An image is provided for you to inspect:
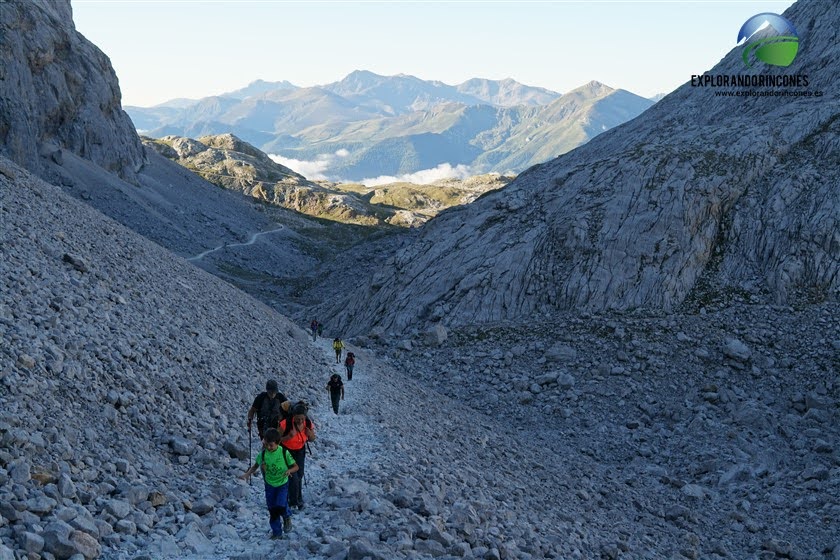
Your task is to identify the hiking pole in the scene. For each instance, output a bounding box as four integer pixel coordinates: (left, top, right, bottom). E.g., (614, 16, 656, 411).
(248, 423, 253, 486)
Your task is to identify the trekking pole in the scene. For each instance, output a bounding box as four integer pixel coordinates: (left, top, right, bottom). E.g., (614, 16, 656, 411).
(248, 423, 253, 486)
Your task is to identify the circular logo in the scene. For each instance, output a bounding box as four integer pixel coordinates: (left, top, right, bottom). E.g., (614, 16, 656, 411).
(737, 13, 799, 67)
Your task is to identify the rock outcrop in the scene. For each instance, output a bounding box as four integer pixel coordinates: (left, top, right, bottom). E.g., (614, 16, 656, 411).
(147, 134, 511, 227)
(326, 0, 839, 336)
(0, 1, 144, 180)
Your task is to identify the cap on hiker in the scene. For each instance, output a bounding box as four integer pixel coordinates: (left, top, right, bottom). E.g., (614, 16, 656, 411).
(266, 380, 278, 392)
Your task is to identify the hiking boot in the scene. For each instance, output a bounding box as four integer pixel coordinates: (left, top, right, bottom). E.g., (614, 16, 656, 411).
(283, 516, 293, 532)
(270, 532, 285, 540)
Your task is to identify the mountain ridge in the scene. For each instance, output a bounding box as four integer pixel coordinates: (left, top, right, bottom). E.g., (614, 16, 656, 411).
(126, 73, 652, 180)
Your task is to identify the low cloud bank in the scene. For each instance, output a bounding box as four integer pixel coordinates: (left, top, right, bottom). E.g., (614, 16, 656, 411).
(268, 152, 473, 187)
(268, 149, 350, 181)
(360, 163, 474, 187)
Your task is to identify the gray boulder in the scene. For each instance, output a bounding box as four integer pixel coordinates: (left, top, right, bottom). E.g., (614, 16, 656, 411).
(423, 324, 448, 346)
(723, 338, 752, 362)
(42, 520, 76, 558)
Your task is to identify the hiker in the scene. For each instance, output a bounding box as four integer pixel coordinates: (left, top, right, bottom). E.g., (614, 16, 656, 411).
(247, 380, 290, 442)
(317, 322, 323, 338)
(280, 402, 316, 510)
(310, 320, 318, 342)
(239, 428, 298, 540)
(332, 337, 344, 363)
(344, 352, 355, 381)
(326, 373, 344, 414)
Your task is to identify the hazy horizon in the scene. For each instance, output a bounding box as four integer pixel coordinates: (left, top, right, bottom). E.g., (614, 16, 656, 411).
(73, 0, 796, 107)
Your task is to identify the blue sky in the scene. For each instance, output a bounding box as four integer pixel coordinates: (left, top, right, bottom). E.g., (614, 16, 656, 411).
(73, 0, 796, 107)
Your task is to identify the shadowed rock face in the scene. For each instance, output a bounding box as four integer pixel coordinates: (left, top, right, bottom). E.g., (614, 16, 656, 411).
(327, 0, 839, 336)
(0, 0, 144, 179)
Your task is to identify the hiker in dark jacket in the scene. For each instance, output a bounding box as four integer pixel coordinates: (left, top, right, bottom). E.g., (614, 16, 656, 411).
(247, 380, 290, 442)
(344, 352, 355, 381)
(326, 374, 344, 414)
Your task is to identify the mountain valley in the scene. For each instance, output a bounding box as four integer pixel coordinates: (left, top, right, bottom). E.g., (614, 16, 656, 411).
(0, 1, 837, 560)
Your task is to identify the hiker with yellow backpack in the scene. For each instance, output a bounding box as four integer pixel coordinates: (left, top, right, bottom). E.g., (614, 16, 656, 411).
(332, 337, 344, 363)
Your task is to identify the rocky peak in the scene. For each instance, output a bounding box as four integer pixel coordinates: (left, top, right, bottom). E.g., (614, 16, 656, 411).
(0, 0, 144, 180)
(573, 80, 614, 96)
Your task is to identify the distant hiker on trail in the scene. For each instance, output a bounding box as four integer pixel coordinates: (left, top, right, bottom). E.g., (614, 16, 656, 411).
(310, 320, 319, 342)
(332, 337, 344, 363)
(317, 322, 323, 338)
(239, 428, 298, 540)
(326, 374, 344, 414)
(247, 380, 290, 442)
(280, 402, 316, 510)
(344, 352, 355, 381)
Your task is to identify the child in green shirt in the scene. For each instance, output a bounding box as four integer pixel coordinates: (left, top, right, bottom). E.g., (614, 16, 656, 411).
(240, 428, 298, 539)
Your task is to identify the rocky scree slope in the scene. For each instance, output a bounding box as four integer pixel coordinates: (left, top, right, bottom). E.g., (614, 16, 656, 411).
(12, 156, 837, 560)
(0, 1, 144, 180)
(8, 153, 836, 560)
(321, 0, 839, 337)
(0, 158, 327, 558)
(363, 303, 839, 560)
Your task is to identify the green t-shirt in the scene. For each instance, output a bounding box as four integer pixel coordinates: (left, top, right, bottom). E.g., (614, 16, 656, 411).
(256, 447, 296, 487)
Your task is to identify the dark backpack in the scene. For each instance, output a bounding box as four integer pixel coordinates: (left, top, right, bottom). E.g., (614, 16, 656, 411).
(257, 392, 285, 434)
(328, 375, 343, 392)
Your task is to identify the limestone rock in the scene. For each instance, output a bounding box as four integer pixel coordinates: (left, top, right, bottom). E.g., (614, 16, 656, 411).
(0, 1, 144, 179)
(70, 531, 100, 559)
(422, 324, 448, 346)
(723, 338, 752, 362)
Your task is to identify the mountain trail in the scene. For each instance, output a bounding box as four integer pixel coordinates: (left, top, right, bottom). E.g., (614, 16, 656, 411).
(187, 227, 286, 262)
(157, 338, 396, 560)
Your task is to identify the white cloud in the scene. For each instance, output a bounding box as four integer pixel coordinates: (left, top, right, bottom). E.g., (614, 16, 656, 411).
(268, 148, 350, 181)
(360, 163, 473, 187)
(268, 154, 330, 180)
(268, 154, 473, 185)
